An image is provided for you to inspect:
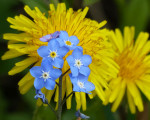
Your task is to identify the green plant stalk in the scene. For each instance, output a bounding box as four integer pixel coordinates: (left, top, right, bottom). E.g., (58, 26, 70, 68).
(55, 69, 70, 120)
(56, 75, 63, 120)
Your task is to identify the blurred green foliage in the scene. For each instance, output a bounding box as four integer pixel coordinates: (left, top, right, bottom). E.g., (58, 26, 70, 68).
(83, 0, 100, 6)
(0, 0, 150, 120)
(116, 0, 150, 36)
(21, 0, 49, 14)
(0, 0, 19, 39)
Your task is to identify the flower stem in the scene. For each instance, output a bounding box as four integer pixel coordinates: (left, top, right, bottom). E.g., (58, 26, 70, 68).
(47, 103, 57, 116)
(56, 69, 70, 120)
(56, 75, 63, 120)
(62, 69, 70, 76)
(61, 91, 74, 106)
(40, 98, 57, 116)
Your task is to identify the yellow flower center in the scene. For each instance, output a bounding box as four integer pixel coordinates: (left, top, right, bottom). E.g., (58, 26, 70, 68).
(115, 48, 146, 81)
(65, 41, 72, 46)
(50, 52, 57, 58)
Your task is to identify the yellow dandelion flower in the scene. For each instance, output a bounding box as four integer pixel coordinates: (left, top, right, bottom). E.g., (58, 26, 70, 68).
(104, 26, 150, 113)
(2, 3, 118, 110)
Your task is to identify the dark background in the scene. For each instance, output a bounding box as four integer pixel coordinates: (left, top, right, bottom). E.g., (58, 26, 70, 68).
(0, 0, 150, 120)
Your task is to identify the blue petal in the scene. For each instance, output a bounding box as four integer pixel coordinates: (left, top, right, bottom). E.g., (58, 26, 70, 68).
(80, 87, 86, 93)
(34, 94, 40, 99)
(81, 55, 92, 66)
(80, 113, 90, 119)
(53, 57, 64, 68)
(73, 82, 80, 92)
(84, 81, 95, 92)
(40, 94, 46, 103)
(48, 39, 60, 51)
(70, 66, 79, 77)
(59, 31, 69, 40)
(79, 66, 90, 76)
(75, 110, 80, 117)
(66, 55, 75, 66)
(78, 74, 88, 82)
(56, 38, 65, 47)
(69, 45, 76, 50)
(69, 73, 77, 83)
(50, 69, 62, 80)
(34, 93, 45, 101)
(72, 48, 83, 59)
(57, 46, 69, 57)
(70, 45, 82, 50)
(76, 46, 83, 51)
(69, 36, 79, 45)
(30, 66, 42, 78)
(37, 46, 49, 57)
(51, 31, 60, 38)
(75, 110, 90, 119)
(44, 79, 56, 90)
(40, 34, 51, 42)
(35, 89, 42, 94)
(41, 58, 53, 71)
(34, 78, 44, 89)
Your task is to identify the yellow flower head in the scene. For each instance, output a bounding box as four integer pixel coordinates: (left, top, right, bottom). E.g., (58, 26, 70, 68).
(2, 3, 118, 110)
(104, 26, 150, 113)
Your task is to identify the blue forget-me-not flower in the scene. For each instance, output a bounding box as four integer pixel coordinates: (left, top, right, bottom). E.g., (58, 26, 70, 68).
(34, 89, 47, 103)
(56, 31, 79, 50)
(40, 31, 60, 42)
(30, 59, 62, 90)
(69, 74, 95, 94)
(75, 110, 90, 119)
(67, 48, 92, 77)
(37, 40, 69, 68)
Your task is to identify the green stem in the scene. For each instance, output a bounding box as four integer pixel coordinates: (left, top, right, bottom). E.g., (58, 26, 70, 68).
(62, 69, 70, 76)
(61, 91, 74, 106)
(57, 75, 63, 120)
(47, 103, 57, 116)
(56, 69, 70, 120)
(40, 98, 57, 116)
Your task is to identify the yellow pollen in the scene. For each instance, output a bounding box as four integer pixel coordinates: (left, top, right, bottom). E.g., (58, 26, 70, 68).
(50, 52, 56, 58)
(115, 48, 146, 81)
(65, 41, 72, 46)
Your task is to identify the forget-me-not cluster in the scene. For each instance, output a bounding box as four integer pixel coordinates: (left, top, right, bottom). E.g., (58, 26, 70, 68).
(29, 31, 95, 100)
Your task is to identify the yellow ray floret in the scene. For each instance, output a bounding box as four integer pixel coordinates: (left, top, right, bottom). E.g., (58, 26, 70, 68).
(104, 26, 150, 113)
(2, 3, 118, 110)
